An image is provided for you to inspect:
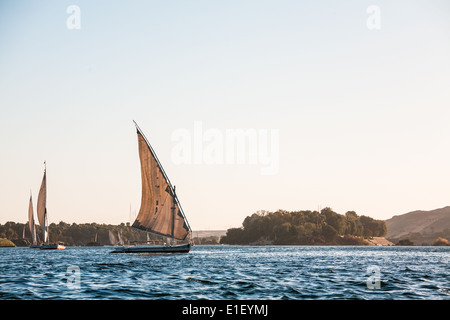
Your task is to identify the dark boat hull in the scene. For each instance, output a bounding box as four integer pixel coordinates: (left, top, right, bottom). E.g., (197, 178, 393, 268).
(86, 242, 103, 247)
(111, 243, 190, 254)
(40, 244, 66, 250)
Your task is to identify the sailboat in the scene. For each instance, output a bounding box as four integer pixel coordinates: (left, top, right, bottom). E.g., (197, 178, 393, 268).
(28, 193, 40, 248)
(109, 230, 117, 246)
(111, 121, 192, 254)
(37, 163, 65, 250)
(117, 231, 124, 246)
(86, 227, 102, 246)
(109, 230, 125, 246)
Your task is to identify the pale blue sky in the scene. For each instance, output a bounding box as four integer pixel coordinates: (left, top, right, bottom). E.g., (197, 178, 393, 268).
(1, 0, 450, 229)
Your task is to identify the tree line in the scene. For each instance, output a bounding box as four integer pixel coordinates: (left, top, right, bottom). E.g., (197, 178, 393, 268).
(0, 221, 220, 246)
(0, 221, 156, 246)
(220, 208, 387, 245)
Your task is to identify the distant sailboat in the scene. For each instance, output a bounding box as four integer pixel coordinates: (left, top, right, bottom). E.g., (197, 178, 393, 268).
(117, 231, 124, 246)
(28, 193, 39, 248)
(86, 227, 102, 246)
(109, 230, 117, 246)
(111, 121, 192, 253)
(37, 163, 65, 250)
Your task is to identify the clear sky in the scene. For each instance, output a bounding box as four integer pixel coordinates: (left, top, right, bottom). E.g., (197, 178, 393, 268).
(1, 0, 450, 230)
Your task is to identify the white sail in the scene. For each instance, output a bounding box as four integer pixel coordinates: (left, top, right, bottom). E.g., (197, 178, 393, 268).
(131, 122, 191, 241)
(37, 165, 49, 244)
(28, 194, 37, 245)
(118, 231, 124, 246)
(109, 230, 117, 245)
(43, 208, 49, 244)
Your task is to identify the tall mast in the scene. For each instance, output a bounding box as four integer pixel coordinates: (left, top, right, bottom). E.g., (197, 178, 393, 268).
(43, 161, 48, 244)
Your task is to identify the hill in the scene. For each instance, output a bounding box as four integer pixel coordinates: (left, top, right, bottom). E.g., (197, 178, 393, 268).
(192, 230, 226, 244)
(193, 230, 227, 238)
(385, 206, 450, 245)
(0, 238, 16, 247)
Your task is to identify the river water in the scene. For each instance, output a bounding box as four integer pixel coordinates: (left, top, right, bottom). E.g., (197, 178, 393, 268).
(0, 245, 448, 300)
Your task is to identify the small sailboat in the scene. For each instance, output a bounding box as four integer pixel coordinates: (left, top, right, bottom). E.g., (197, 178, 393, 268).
(86, 227, 102, 246)
(109, 230, 125, 246)
(117, 230, 124, 246)
(111, 121, 192, 254)
(37, 163, 65, 250)
(28, 193, 40, 248)
(108, 230, 117, 246)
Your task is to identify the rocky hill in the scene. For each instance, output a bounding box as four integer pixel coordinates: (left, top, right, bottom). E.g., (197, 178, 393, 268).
(385, 206, 450, 245)
(193, 230, 227, 238)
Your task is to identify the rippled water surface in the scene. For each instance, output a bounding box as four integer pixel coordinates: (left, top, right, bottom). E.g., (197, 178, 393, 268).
(0, 246, 448, 299)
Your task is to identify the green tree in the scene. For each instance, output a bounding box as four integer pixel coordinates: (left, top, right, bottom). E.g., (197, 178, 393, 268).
(220, 228, 246, 244)
(322, 224, 338, 242)
(322, 208, 346, 234)
(345, 211, 363, 236)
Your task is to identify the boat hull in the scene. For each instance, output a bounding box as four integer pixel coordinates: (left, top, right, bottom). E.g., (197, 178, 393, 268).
(111, 243, 190, 254)
(40, 244, 66, 250)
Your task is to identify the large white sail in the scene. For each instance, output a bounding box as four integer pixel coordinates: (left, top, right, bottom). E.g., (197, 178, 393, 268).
(37, 167, 48, 244)
(28, 194, 37, 245)
(117, 231, 124, 246)
(131, 122, 191, 241)
(109, 230, 117, 245)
